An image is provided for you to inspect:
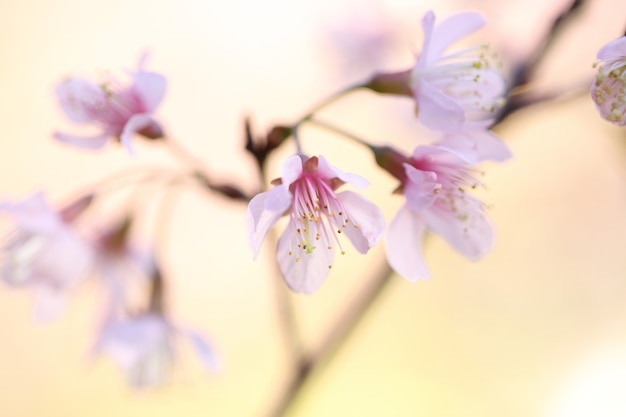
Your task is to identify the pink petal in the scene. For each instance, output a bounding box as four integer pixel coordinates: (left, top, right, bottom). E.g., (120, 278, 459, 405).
(428, 12, 485, 62)
(31, 230, 94, 287)
(96, 315, 169, 369)
(415, 80, 465, 132)
(53, 131, 109, 150)
(316, 155, 369, 188)
(185, 329, 219, 371)
(423, 196, 493, 260)
(277, 222, 334, 294)
(281, 155, 304, 187)
(0, 192, 59, 233)
(245, 187, 291, 259)
(403, 164, 440, 211)
(55, 78, 105, 123)
(597, 36, 626, 60)
(132, 71, 167, 112)
(385, 205, 430, 282)
(336, 191, 385, 254)
(119, 113, 160, 155)
(412, 144, 464, 165)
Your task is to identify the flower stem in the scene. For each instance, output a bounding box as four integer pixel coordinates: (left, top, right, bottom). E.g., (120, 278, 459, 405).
(289, 83, 366, 153)
(306, 117, 375, 151)
(266, 262, 395, 417)
(292, 83, 365, 127)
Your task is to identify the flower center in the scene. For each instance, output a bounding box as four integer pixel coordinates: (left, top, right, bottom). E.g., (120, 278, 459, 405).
(287, 173, 353, 267)
(593, 64, 626, 124)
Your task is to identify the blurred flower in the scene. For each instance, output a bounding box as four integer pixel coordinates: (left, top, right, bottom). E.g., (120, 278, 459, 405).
(323, 3, 400, 78)
(0, 192, 94, 319)
(93, 313, 217, 388)
(410, 10, 506, 133)
(437, 121, 512, 164)
(53, 55, 166, 154)
(591, 36, 626, 125)
(377, 146, 493, 281)
(246, 155, 385, 294)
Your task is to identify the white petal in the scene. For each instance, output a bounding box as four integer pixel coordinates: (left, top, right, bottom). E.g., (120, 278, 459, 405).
(417, 10, 436, 67)
(336, 191, 385, 254)
(132, 71, 167, 112)
(245, 188, 290, 259)
(403, 164, 439, 211)
(597, 36, 626, 60)
(439, 129, 512, 164)
(423, 196, 493, 260)
(428, 12, 485, 61)
(385, 205, 430, 282)
(415, 80, 465, 133)
(277, 222, 334, 294)
(0, 192, 59, 233)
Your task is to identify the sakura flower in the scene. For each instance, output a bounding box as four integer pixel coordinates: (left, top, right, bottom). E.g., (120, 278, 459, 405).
(53, 56, 166, 154)
(93, 313, 217, 388)
(246, 155, 385, 294)
(591, 36, 626, 125)
(379, 145, 493, 281)
(437, 121, 512, 164)
(0, 192, 94, 319)
(410, 10, 507, 133)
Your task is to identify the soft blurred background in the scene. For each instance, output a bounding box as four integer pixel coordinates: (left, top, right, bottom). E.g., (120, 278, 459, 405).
(1, 0, 626, 416)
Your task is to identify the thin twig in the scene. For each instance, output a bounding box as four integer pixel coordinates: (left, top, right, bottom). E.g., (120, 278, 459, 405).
(266, 262, 395, 417)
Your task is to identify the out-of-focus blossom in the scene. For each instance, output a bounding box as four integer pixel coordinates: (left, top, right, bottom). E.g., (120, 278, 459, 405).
(93, 313, 217, 388)
(246, 155, 385, 294)
(409, 10, 507, 133)
(377, 146, 493, 281)
(53, 56, 166, 154)
(0, 192, 94, 319)
(324, 4, 400, 78)
(591, 36, 626, 125)
(437, 121, 512, 164)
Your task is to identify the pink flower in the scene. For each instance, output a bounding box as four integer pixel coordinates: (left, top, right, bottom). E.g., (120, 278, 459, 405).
(411, 10, 506, 133)
(246, 155, 385, 294)
(591, 36, 626, 125)
(383, 146, 493, 281)
(0, 193, 94, 319)
(93, 314, 217, 388)
(53, 56, 166, 154)
(437, 121, 512, 164)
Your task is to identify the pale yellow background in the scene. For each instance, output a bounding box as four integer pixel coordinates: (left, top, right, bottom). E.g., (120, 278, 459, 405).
(1, 0, 626, 416)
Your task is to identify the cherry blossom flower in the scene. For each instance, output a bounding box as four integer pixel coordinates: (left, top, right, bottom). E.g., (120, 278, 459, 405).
(0, 193, 94, 319)
(53, 55, 166, 154)
(591, 36, 626, 125)
(93, 313, 217, 388)
(410, 10, 507, 133)
(380, 146, 493, 281)
(246, 155, 385, 294)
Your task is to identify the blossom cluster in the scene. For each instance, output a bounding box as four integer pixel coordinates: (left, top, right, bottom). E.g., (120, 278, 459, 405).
(247, 10, 510, 291)
(1, 6, 624, 393)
